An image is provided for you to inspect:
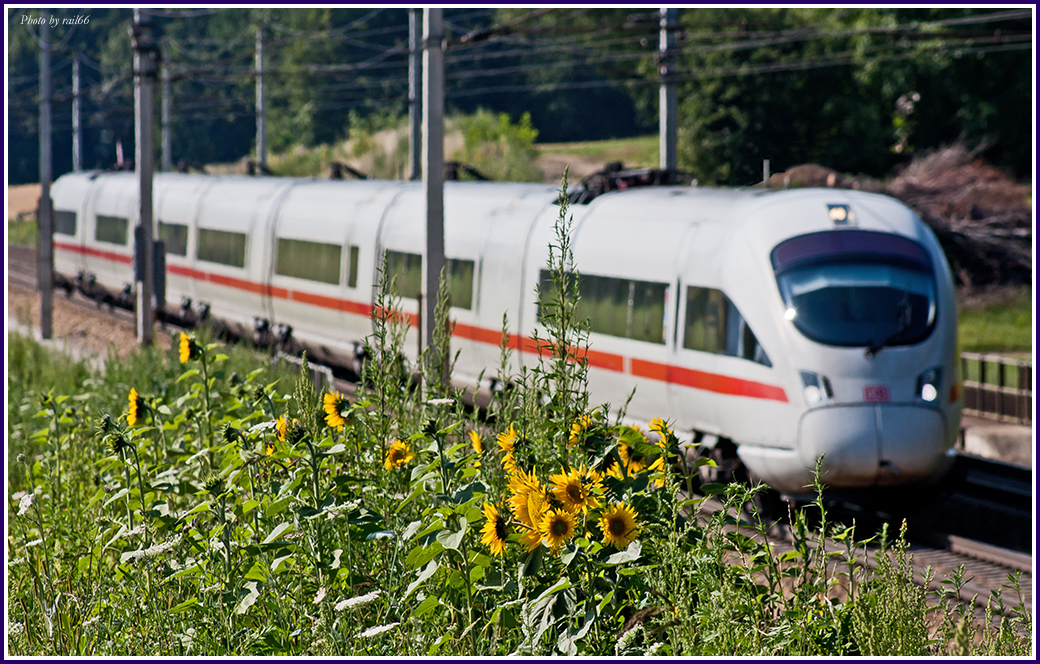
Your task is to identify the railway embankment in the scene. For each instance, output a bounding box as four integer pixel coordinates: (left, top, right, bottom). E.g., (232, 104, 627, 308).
(959, 415, 1033, 469)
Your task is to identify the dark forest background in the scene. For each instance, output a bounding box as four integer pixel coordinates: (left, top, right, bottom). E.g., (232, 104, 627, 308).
(7, 7, 1033, 186)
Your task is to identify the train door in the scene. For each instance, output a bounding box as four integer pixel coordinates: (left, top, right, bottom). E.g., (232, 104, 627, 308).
(667, 223, 726, 438)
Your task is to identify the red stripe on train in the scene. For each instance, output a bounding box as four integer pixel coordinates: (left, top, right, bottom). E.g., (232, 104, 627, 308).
(57, 242, 787, 401)
(631, 359, 788, 402)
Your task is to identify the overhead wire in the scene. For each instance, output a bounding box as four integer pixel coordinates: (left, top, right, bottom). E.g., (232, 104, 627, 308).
(11, 9, 1032, 147)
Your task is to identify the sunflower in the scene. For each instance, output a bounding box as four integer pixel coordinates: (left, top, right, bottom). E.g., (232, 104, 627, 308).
(618, 441, 649, 474)
(497, 424, 517, 453)
(648, 417, 672, 440)
(384, 440, 415, 471)
(517, 487, 550, 552)
(497, 425, 519, 474)
(322, 390, 349, 428)
(568, 413, 593, 447)
(468, 430, 483, 455)
(539, 508, 577, 552)
(647, 456, 667, 489)
(479, 503, 509, 556)
(550, 465, 601, 514)
(126, 388, 144, 427)
(275, 414, 288, 442)
(599, 502, 640, 549)
(178, 332, 199, 364)
(507, 467, 544, 528)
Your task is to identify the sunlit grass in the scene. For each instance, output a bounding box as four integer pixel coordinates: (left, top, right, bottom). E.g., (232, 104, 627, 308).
(536, 135, 658, 169)
(958, 289, 1033, 353)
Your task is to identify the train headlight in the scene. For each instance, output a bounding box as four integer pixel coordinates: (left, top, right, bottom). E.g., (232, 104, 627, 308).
(916, 367, 942, 402)
(800, 371, 833, 407)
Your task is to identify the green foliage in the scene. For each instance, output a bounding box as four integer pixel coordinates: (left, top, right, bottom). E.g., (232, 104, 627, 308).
(451, 109, 543, 182)
(849, 523, 930, 655)
(640, 8, 1032, 184)
(958, 290, 1033, 353)
(537, 136, 659, 168)
(7, 218, 38, 247)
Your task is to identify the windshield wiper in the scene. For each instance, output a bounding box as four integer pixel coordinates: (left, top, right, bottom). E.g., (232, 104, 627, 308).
(865, 300, 912, 358)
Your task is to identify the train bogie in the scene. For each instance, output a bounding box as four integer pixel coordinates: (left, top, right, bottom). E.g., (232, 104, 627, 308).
(48, 171, 962, 498)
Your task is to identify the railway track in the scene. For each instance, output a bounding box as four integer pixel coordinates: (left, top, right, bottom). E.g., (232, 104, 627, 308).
(8, 244, 38, 289)
(8, 243, 1033, 621)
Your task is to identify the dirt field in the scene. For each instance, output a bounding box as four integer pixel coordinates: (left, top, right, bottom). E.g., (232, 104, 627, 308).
(7, 183, 41, 221)
(7, 283, 174, 363)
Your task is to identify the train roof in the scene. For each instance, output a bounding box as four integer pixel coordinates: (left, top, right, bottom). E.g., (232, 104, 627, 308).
(54, 171, 906, 230)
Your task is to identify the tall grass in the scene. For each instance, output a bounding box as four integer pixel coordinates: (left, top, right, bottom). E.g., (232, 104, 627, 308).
(5, 180, 1032, 656)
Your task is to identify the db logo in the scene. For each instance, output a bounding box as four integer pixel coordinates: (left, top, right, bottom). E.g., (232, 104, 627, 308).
(863, 385, 891, 403)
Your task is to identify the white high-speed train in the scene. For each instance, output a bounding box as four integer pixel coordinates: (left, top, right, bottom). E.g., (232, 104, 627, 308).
(48, 170, 962, 496)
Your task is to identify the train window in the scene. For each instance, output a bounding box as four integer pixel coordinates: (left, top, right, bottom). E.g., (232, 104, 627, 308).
(384, 250, 423, 299)
(447, 259, 475, 310)
(538, 270, 667, 344)
(54, 210, 77, 236)
(776, 262, 936, 348)
(276, 238, 342, 285)
(347, 245, 360, 288)
(197, 228, 246, 268)
(684, 286, 771, 367)
(158, 222, 188, 257)
(683, 287, 722, 353)
(95, 215, 128, 245)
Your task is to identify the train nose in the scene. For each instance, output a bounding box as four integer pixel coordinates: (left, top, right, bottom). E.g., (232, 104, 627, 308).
(799, 405, 953, 488)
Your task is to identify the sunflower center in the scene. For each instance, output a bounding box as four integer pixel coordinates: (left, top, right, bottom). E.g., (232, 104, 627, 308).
(494, 517, 508, 540)
(551, 518, 569, 536)
(566, 484, 584, 502)
(609, 517, 627, 536)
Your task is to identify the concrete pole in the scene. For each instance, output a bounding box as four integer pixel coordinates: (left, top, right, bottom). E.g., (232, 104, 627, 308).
(408, 9, 422, 180)
(72, 52, 82, 171)
(132, 8, 157, 345)
(38, 10, 53, 339)
(659, 7, 678, 173)
(162, 60, 172, 172)
(423, 8, 445, 360)
(256, 23, 266, 170)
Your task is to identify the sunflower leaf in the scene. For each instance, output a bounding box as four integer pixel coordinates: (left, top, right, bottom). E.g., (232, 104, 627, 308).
(560, 542, 579, 567)
(604, 540, 641, 565)
(404, 559, 440, 601)
(435, 518, 468, 551)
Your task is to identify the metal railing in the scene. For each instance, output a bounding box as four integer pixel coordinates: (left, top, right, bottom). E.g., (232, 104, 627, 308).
(961, 352, 1032, 424)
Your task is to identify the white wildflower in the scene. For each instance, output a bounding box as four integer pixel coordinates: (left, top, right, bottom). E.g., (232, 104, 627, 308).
(335, 589, 383, 611)
(82, 615, 101, 628)
(124, 524, 146, 537)
(357, 622, 399, 638)
(17, 492, 34, 516)
(426, 397, 454, 406)
(312, 587, 327, 605)
(615, 623, 643, 654)
(144, 535, 181, 558)
(8, 621, 25, 638)
(647, 642, 665, 656)
(26, 538, 43, 548)
(249, 421, 276, 434)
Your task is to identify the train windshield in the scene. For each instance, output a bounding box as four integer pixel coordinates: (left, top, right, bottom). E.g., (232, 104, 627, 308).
(771, 231, 937, 348)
